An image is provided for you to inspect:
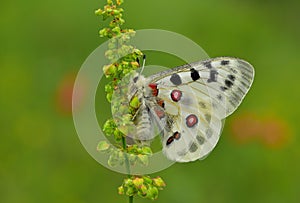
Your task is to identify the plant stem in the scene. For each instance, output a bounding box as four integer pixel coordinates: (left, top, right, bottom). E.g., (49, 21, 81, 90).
(129, 196, 133, 203)
(121, 136, 131, 176)
(122, 136, 133, 203)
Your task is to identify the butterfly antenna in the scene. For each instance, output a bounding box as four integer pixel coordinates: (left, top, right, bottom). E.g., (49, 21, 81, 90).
(140, 54, 146, 74)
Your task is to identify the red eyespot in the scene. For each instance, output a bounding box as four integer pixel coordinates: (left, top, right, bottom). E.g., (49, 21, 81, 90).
(170, 90, 182, 102)
(186, 114, 198, 127)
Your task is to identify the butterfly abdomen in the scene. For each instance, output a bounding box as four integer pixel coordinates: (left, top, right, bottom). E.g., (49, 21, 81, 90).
(135, 103, 152, 141)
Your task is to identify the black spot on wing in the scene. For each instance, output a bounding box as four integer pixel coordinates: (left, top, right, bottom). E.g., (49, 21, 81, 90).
(220, 86, 228, 91)
(196, 135, 205, 145)
(189, 142, 198, 153)
(190, 68, 200, 81)
(166, 136, 174, 146)
(204, 114, 211, 122)
(203, 61, 212, 69)
(217, 94, 223, 101)
(199, 101, 207, 109)
(170, 73, 182, 85)
(225, 79, 233, 88)
(206, 128, 213, 138)
(228, 74, 236, 81)
(207, 70, 218, 83)
(221, 60, 230, 65)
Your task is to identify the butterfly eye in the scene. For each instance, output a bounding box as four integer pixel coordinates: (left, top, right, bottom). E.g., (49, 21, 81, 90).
(133, 76, 138, 83)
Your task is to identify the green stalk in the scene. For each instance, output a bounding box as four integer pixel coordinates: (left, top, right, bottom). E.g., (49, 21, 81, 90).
(121, 136, 133, 203)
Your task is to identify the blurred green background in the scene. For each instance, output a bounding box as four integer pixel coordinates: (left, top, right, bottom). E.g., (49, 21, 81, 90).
(1, 0, 300, 202)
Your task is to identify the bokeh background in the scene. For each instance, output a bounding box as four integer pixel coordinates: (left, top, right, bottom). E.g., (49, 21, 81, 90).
(1, 0, 300, 202)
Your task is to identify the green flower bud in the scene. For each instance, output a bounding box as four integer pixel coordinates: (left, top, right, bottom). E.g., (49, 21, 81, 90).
(113, 9, 120, 15)
(108, 154, 118, 167)
(132, 177, 144, 188)
(131, 61, 139, 68)
(95, 9, 103, 15)
(128, 154, 137, 165)
(119, 18, 125, 25)
(113, 129, 123, 141)
(139, 184, 148, 195)
(142, 147, 152, 155)
(99, 28, 108, 37)
(153, 177, 166, 188)
(143, 176, 153, 184)
(125, 187, 134, 196)
(146, 186, 158, 200)
(116, 0, 124, 6)
(118, 186, 124, 195)
(112, 26, 121, 35)
(103, 64, 117, 76)
(106, 8, 113, 13)
(106, 93, 112, 102)
(103, 119, 115, 136)
(97, 141, 110, 152)
(124, 178, 133, 186)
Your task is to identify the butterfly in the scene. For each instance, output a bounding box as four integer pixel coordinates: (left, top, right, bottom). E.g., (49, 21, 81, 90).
(113, 57, 254, 162)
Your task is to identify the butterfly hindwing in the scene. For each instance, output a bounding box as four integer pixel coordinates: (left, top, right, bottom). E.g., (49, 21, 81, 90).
(146, 57, 254, 162)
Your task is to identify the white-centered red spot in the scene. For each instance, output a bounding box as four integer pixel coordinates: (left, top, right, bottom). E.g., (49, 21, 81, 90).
(148, 83, 158, 96)
(186, 114, 198, 127)
(170, 90, 182, 102)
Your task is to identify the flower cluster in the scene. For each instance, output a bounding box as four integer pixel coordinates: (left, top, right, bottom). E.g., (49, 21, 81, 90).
(118, 176, 166, 200)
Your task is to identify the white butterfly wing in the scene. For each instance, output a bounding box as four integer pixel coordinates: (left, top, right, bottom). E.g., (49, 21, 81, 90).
(147, 57, 254, 162)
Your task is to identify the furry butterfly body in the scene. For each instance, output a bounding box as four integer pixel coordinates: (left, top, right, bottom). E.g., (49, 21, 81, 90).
(127, 57, 254, 162)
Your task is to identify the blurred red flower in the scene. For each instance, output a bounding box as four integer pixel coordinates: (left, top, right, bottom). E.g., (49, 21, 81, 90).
(229, 112, 292, 149)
